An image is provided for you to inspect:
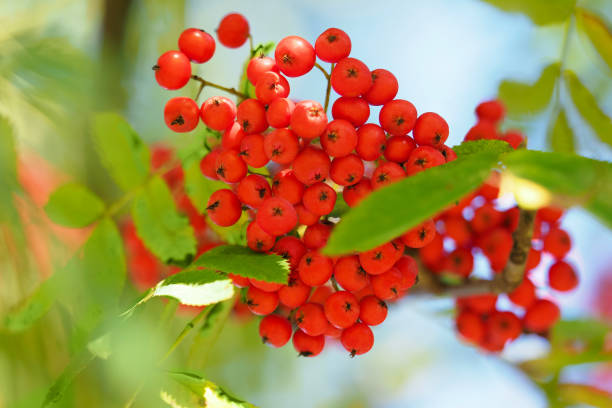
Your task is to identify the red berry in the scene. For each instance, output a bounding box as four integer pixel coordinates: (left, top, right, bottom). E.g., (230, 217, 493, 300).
(215, 149, 247, 183)
(502, 130, 524, 149)
(290, 100, 328, 140)
(237, 174, 271, 208)
(456, 310, 485, 344)
(371, 161, 405, 190)
(272, 169, 305, 205)
(537, 206, 564, 224)
(201, 96, 236, 131)
(303, 182, 337, 216)
(402, 219, 436, 248)
(153, 50, 191, 90)
(217, 13, 249, 48)
(295, 204, 319, 226)
(264, 128, 300, 165)
(309, 286, 333, 305)
(275, 36, 316, 77)
(315, 28, 351, 63)
(237, 98, 268, 134)
(443, 216, 472, 247)
(259, 315, 292, 347)
(255, 71, 290, 104)
(523, 299, 560, 332)
(331, 57, 372, 97)
(200, 148, 221, 180)
(457, 294, 498, 315)
(465, 121, 498, 141)
(246, 286, 279, 315)
(359, 241, 403, 275)
(164, 97, 199, 132)
(508, 277, 536, 308)
(371, 266, 403, 300)
(298, 251, 334, 286)
(246, 221, 275, 252)
(444, 248, 474, 277)
(379, 99, 417, 136)
(278, 276, 310, 308)
(293, 329, 325, 357)
(256, 196, 298, 236)
(249, 278, 282, 293)
(364, 69, 398, 106)
(394, 255, 418, 290)
(206, 189, 242, 227)
(273, 236, 307, 269)
(404, 146, 446, 176)
(384, 135, 416, 163)
(341, 322, 374, 356)
(178, 28, 215, 63)
(330, 154, 364, 186)
(486, 310, 522, 347)
(267, 98, 295, 128)
(419, 234, 444, 268)
(334, 256, 369, 292)
(477, 227, 513, 272)
(439, 145, 457, 162)
(292, 146, 331, 185)
(229, 273, 249, 288)
(343, 178, 372, 207)
(247, 55, 279, 85)
(471, 203, 503, 234)
(321, 119, 358, 157)
(413, 112, 449, 147)
(548, 260, 578, 292)
(475, 100, 505, 123)
(543, 228, 572, 259)
(295, 302, 328, 336)
(303, 222, 332, 250)
(239, 133, 268, 168)
(356, 123, 386, 161)
(331, 97, 370, 127)
(359, 295, 387, 326)
(222, 122, 245, 150)
(324, 291, 360, 329)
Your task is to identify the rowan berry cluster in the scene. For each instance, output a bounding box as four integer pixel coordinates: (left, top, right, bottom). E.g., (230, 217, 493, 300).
(149, 13, 578, 357)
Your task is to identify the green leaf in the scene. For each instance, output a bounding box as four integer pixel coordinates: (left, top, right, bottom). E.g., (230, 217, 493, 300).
(0, 116, 20, 223)
(189, 298, 236, 367)
(324, 152, 501, 255)
(188, 245, 280, 280)
(329, 194, 349, 218)
(191, 245, 290, 284)
(169, 371, 257, 408)
(132, 177, 197, 264)
(548, 109, 575, 153)
(480, 0, 575, 25)
(251, 42, 275, 57)
(42, 350, 96, 407)
(551, 319, 611, 353)
(558, 384, 612, 407)
(184, 160, 228, 213)
(578, 9, 612, 72)
(91, 113, 150, 191)
(564, 70, 612, 148)
(44, 182, 106, 228)
(453, 139, 513, 157)
(498, 63, 560, 117)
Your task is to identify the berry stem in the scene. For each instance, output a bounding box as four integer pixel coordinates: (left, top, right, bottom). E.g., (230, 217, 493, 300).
(191, 75, 249, 99)
(324, 63, 334, 113)
(248, 34, 254, 55)
(314, 62, 331, 80)
(248, 170, 272, 179)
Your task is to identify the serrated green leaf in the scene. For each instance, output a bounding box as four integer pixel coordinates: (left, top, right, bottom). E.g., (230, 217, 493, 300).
(454, 139, 513, 157)
(548, 109, 575, 153)
(191, 245, 290, 284)
(91, 113, 150, 191)
(578, 9, 612, 72)
(324, 152, 501, 255)
(132, 177, 197, 264)
(565, 70, 612, 148)
(498, 63, 560, 117)
(44, 182, 106, 228)
(480, 0, 575, 25)
(152, 269, 234, 306)
(184, 160, 227, 213)
(169, 371, 257, 408)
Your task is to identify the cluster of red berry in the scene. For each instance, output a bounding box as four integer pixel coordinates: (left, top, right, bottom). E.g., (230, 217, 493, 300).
(148, 13, 578, 357)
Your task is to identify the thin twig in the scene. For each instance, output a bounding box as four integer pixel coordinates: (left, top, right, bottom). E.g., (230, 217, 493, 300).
(314, 62, 330, 80)
(191, 75, 248, 99)
(323, 63, 334, 113)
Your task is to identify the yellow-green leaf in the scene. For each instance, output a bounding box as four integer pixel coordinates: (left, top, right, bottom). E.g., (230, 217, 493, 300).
(44, 182, 106, 228)
(498, 63, 560, 117)
(480, 0, 575, 26)
(548, 109, 575, 153)
(578, 9, 612, 71)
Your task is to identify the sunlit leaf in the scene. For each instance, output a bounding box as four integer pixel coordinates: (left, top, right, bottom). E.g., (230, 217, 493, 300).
(480, 0, 575, 25)
(150, 269, 234, 306)
(324, 152, 501, 255)
(169, 371, 258, 408)
(548, 109, 575, 153)
(578, 9, 612, 72)
(453, 139, 513, 157)
(132, 177, 197, 264)
(44, 182, 106, 228)
(498, 63, 560, 117)
(191, 245, 290, 284)
(564, 70, 612, 148)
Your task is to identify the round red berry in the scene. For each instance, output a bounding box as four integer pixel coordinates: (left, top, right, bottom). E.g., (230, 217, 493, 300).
(259, 315, 292, 347)
(359, 241, 403, 275)
(275, 36, 316, 77)
(200, 149, 221, 180)
(379, 99, 417, 136)
(359, 296, 387, 326)
(239, 133, 268, 168)
(266, 98, 295, 128)
(343, 178, 372, 207)
(206, 189, 241, 227)
(164, 97, 199, 132)
(548, 260, 578, 292)
(215, 149, 247, 183)
(249, 278, 282, 293)
(394, 255, 418, 290)
(364, 69, 398, 106)
(371, 267, 403, 300)
(222, 122, 245, 150)
(237, 174, 271, 208)
(356, 124, 386, 161)
(295, 302, 328, 336)
(293, 329, 325, 357)
(330, 154, 364, 186)
(237, 98, 268, 134)
(487, 311, 522, 346)
(324, 291, 360, 329)
(298, 251, 334, 286)
(341, 322, 374, 356)
(457, 294, 498, 315)
(508, 277, 536, 308)
(273, 236, 307, 270)
(321, 119, 358, 158)
(153, 50, 191, 90)
(331, 97, 370, 127)
(543, 228, 572, 259)
(264, 128, 300, 165)
(334, 255, 369, 292)
(255, 71, 290, 104)
(413, 112, 449, 147)
(404, 146, 446, 176)
(256, 196, 298, 236)
(278, 276, 311, 308)
(384, 135, 416, 163)
(302, 182, 337, 216)
(178, 28, 215, 63)
(271, 169, 305, 205)
(465, 121, 498, 141)
(292, 146, 331, 185)
(246, 221, 275, 252)
(217, 13, 249, 48)
(303, 222, 332, 250)
(315, 28, 351, 63)
(331, 57, 372, 97)
(523, 299, 560, 333)
(371, 161, 405, 190)
(295, 204, 319, 226)
(290, 100, 328, 140)
(402, 219, 436, 248)
(475, 99, 505, 123)
(201, 96, 236, 131)
(246, 286, 279, 315)
(456, 310, 485, 344)
(247, 55, 279, 85)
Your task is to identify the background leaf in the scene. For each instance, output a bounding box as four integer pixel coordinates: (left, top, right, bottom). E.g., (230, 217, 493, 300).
(564, 70, 612, 148)
(453, 140, 513, 157)
(132, 177, 197, 264)
(548, 109, 575, 153)
(44, 183, 106, 228)
(324, 152, 501, 255)
(91, 113, 150, 191)
(578, 9, 612, 72)
(0, 116, 20, 223)
(191, 245, 290, 284)
(150, 269, 234, 306)
(480, 0, 575, 26)
(169, 371, 257, 408)
(498, 63, 560, 117)
(558, 384, 612, 407)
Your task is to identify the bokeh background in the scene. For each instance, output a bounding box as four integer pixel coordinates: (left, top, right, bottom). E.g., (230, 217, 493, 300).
(1, 0, 612, 407)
